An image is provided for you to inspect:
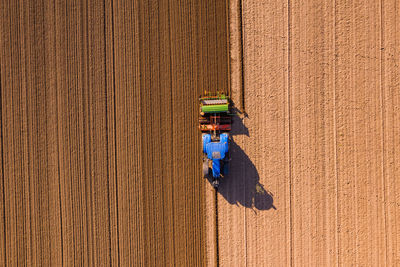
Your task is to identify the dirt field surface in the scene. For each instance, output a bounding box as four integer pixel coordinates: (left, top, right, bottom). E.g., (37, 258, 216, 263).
(0, 0, 228, 266)
(1, 0, 400, 266)
(208, 0, 400, 266)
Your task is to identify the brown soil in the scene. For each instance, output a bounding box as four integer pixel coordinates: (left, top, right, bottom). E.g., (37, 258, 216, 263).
(1, 0, 399, 266)
(0, 0, 228, 266)
(213, 0, 400, 266)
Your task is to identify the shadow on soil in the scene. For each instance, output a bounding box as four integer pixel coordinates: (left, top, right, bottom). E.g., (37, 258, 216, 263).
(206, 114, 276, 212)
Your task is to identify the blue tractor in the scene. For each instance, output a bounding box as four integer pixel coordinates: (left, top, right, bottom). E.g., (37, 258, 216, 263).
(199, 93, 232, 188)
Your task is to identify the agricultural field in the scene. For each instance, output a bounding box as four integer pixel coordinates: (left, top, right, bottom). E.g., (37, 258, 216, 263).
(211, 1, 400, 266)
(0, 0, 227, 265)
(1, 0, 399, 266)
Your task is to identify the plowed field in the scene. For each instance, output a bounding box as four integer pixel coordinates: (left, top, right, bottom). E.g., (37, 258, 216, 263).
(0, 0, 228, 265)
(209, 1, 400, 266)
(1, 0, 400, 266)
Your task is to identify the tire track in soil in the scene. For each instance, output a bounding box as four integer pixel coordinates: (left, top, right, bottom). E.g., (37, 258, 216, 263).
(104, 0, 119, 265)
(0, 60, 5, 265)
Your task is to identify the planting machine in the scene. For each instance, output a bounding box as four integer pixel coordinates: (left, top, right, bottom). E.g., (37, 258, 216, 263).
(199, 92, 232, 188)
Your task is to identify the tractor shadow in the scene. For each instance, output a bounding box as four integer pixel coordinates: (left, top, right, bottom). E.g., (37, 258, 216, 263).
(206, 114, 276, 211)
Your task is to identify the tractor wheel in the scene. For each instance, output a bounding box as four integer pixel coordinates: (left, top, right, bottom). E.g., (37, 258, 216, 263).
(212, 179, 219, 188)
(203, 158, 209, 177)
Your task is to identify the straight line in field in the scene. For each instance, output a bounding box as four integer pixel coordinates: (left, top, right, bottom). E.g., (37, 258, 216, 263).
(379, 0, 389, 264)
(239, 0, 245, 114)
(102, 1, 113, 265)
(287, 0, 294, 266)
(110, 0, 120, 264)
(333, 0, 340, 265)
(0, 61, 7, 265)
(215, 188, 219, 267)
